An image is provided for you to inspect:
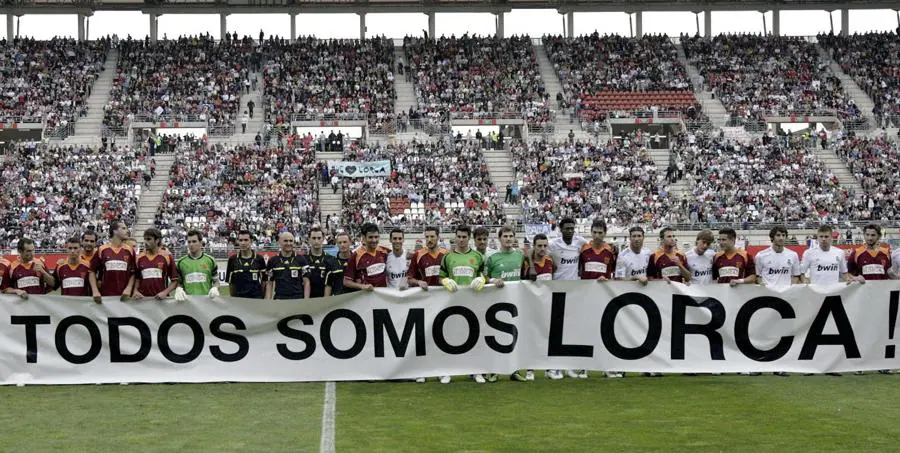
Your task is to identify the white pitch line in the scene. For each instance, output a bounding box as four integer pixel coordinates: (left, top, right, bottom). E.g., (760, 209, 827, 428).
(319, 381, 336, 453)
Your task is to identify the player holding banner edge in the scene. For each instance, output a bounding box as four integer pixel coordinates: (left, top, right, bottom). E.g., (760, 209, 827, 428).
(439, 225, 487, 384)
(484, 226, 530, 382)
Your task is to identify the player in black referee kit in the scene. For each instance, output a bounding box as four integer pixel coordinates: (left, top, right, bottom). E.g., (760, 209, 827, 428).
(304, 227, 342, 298)
(265, 232, 308, 300)
(225, 230, 267, 299)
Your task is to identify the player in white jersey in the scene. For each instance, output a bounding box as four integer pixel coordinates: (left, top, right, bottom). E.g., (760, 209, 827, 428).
(756, 226, 802, 287)
(891, 247, 900, 279)
(386, 228, 410, 289)
(546, 218, 586, 380)
(801, 225, 849, 285)
(615, 226, 651, 285)
(686, 230, 716, 285)
(550, 217, 588, 281)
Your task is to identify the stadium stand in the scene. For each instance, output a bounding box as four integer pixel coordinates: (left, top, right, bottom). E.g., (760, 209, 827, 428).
(0, 37, 109, 133)
(104, 35, 254, 134)
(340, 138, 505, 228)
(261, 37, 395, 128)
(511, 136, 671, 230)
(682, 35, 865, 128)
(543, 34, 698, 125)
(155, 141, 319, 249)
(403, 35, 551, 126)
(831, 135, 899, 222)
(817, 32, 900, 128)
(0, 141, 146, 249)
(670, 131, 859, 224)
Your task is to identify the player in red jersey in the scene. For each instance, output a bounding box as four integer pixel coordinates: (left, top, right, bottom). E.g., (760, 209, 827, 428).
(528, 234, 555, 281)
(408, 226, 449, 289)
(54, 237, 92, 297)
(712, 228, 756, 286)
(81, 229, 99, 263)
(0, 256, 10, 292)
(3, 238, 54, 298)
(90, 220, 137, 301)
(647, 227, 691, 283)
(848, 224, 892, 282)
(579, 219, 617, 281)
(345, 223, 390, 290)
(134, 228, 179, 300)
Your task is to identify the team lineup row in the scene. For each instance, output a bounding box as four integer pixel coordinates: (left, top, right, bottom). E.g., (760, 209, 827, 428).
(2, 219, 898, 304)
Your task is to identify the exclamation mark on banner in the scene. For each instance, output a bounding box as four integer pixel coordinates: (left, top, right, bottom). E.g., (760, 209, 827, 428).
(886, 291, 899, 359)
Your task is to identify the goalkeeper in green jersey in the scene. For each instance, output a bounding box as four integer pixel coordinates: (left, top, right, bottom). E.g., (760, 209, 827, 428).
(174, 230, 220, 300)
(438, 225, 487, 384)
(484, 226, 532, 382)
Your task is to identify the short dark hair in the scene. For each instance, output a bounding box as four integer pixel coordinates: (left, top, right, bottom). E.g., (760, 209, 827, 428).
(336, 232, 351, 241)
(66, 236, 81, 245)
(143, 227, 162, 241)
(659, 227, 675, 239)
(108, 220, 125, 238)
(718, 228, 737, 241)
(390, 228, 404, 238)
(81, 230, 98, 241)
(238, 229, 254, 239)
(628, 226, 645, 236)
(187, 230, 204, 242)
(17, 237, 34, 252)
(455, 225, 472, 237)
(817, 225, 833, 234)
(769, 226, 788, 240)
(308, 227, 324, 238)
(474, 226, 489, 238)
(360, 223, 379, 237)
(424, 226, 440, 235)
(590, 219, 607, 232)
(498, 226, 515, 238)
(533, 233, 549, 244)
(559, 217, 576, 228)
(863, 224, 882, 237)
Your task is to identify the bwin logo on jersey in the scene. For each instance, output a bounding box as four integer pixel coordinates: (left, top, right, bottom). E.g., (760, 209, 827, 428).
(694, 269, 712, 277)
(500, 270, 521, 279)
(560, 257, 579, 265)
(768, 268, 791, 275)
(390, 272, 407, 280)
(630, 269, 646, 276)
(816, 264, 839, 272)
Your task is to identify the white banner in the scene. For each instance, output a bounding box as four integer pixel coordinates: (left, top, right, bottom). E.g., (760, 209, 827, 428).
(330, 160, 391, 178)
(1, 281, 899, 385)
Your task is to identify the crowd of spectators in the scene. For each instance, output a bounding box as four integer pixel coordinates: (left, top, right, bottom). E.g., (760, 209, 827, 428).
(0, 141, 146, 249)
(683, 34, 864, 126)
(261, 37, 395, 128)
(544, 33, 694, 123)
(155, 142, 319, 249)
(669, 131, 860, 225)
(340, 138, 504, 228)
(511, 137, 672, 229)
(818, 32, 900, 128)
(105, 34, 254, 133)
(831, 135, 899, 222)
(404, 35, 551, 126)
(0, 37, 109, 132)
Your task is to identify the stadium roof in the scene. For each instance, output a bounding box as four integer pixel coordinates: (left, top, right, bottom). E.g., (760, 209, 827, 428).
(1, 0, 898, 15)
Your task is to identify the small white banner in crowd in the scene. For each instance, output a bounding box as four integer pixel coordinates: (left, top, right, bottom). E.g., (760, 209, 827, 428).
(330, 160, 391, 178)
(1, 281, 899, 385)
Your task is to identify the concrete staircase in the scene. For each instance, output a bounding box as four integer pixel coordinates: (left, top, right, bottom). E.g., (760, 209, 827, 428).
(132, 153, 177, 241)
(319, 185, 342, 225)
(649, 148, 689, 197)
(209, 80, 264, 145)
(816, 44, 876, 130)
(64, 48, 119, 144)
(315, 151, 343, 163)
(675, 42, 729, 130)
(393, 45, 418, 115)
(534, 43, 583, 141)
(482, 148, 521, 220)
(813, 147, 863, 194)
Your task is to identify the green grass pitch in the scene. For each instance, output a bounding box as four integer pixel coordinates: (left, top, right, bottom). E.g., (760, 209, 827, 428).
(3, 375, 900, 452)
